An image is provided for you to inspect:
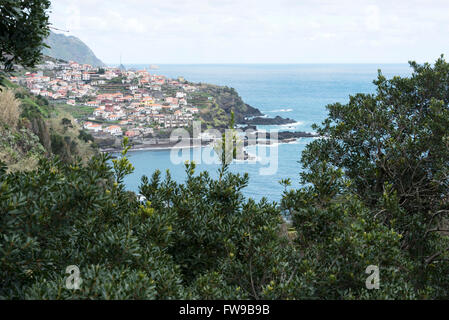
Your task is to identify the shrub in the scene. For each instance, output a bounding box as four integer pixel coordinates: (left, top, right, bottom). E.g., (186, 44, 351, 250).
(281, 57, 449, 299)
(0, 138, 294, 299)
(0, 89, 21, 129)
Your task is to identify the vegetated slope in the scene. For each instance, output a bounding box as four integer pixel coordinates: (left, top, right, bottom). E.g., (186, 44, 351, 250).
(42, 31, 105, 67)
(187, 83, 262, 129)
(0, 78, 98, 171)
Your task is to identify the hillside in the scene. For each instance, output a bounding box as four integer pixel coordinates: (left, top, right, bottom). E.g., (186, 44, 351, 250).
(42, 31, 105, 67)
(0, 78, 98, 171)
(183, 83, 262, 129)
(178, 82, 294, 129)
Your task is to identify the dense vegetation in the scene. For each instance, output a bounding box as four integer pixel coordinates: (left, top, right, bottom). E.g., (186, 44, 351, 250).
(1, 1, 448, 300)
(0, 0, 50, 72)
(0, 138, 294, 299)
(280, 57, 449, 298)
(1, 58, 448, 299)
(0, 78, 97, 170)
(183, 83, 262, 129)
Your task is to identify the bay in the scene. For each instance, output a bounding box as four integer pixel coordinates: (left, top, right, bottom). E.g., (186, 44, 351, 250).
(120, 64, 411, 203)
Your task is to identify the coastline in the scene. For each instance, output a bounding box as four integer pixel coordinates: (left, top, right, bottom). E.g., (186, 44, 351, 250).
(101, 141, 211, 154)
(101, 134, 319, 154)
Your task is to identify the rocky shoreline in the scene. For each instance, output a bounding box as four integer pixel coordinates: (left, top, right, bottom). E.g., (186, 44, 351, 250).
(240, 115, 296, 126)
(101, 131, 319, 154)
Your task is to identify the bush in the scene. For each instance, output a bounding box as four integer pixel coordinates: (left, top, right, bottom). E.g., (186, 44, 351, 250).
(0, 139, 294, 299)
(0, 89, 20, 129)
(281, 57, 449, 299)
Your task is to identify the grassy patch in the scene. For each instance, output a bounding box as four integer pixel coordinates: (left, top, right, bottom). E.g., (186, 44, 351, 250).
(22, 97, 50, 117)
(1, 77, 19, 89)
(55, 104, 96, 119)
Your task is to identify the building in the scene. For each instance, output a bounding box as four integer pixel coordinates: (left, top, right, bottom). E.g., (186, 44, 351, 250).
(186, 107, 199, 114)
(125, 130, 140, 137)
(84, 122, 103, 132)
(105, 125, 122, 136)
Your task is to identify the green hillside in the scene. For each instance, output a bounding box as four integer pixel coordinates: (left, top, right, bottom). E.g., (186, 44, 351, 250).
(0, 79, 98, 171)
(42, 31, 105, 67)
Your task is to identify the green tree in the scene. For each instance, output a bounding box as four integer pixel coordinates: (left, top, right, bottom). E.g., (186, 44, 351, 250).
(282, 56, 449, 298)
(0, 135, 296, 299)
(0, 0, 51, 71)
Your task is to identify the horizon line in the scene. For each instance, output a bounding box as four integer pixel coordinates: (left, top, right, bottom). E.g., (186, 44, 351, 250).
(104, 62, 414, 65)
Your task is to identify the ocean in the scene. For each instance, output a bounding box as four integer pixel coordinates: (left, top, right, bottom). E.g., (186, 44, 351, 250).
(120, 64, 412, 203)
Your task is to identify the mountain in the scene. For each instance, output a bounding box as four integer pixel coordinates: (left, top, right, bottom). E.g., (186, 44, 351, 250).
(42, 31, 105, 67)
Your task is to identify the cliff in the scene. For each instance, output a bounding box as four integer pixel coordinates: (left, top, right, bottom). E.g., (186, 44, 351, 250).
(188, 83, 294, 128)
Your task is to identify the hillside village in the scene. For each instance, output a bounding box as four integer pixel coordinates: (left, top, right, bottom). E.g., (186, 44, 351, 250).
(9, 59, 203, 143)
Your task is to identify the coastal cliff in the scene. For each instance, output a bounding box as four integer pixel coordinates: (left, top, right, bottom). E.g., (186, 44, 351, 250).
(186, 82, 296, 128)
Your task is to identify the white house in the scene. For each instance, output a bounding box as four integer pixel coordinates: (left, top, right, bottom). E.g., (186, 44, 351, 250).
(105, 125, 122, 136)
(106, 114, 122, 121)
(62, 73, 71, 81)
(186, 107, 199, 114)
(84, 122, 103, 132)
(93, 108, 104, 117)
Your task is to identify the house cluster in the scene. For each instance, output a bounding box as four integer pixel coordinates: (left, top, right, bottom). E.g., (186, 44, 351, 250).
(10, 61, 98, 100)
(10, 59, 203, 139)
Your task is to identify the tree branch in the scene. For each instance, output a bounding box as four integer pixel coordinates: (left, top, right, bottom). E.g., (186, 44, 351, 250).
(425, 245, 449, 265)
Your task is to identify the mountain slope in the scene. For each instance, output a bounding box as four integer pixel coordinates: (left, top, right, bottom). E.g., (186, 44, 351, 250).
(42, 31, 105, 67)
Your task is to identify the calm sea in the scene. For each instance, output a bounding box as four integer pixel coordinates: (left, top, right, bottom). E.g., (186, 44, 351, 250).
(119, 64, 411, 203)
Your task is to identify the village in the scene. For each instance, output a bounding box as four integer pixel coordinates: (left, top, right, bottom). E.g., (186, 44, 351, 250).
(9, 59, 202, 141)
(8, 59, 310, 151)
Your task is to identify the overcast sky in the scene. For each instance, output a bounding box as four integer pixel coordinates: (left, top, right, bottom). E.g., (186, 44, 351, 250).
(48, 0, 449, 64)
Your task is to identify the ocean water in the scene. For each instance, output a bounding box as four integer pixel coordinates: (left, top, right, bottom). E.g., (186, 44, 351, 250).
(120, 64, 412, 203)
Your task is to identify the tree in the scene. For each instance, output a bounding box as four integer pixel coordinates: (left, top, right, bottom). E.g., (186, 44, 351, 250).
(280, 167, 418, 299)
(0, 134, 297, 299)
(282, 56, 449, 298)
(0, 0, 51, 72)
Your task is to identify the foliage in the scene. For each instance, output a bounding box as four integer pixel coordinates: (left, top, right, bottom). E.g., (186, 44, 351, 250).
(1, 54, 449, 299)
(0, 0, 50, 71)
(46, 113, 97, 163)
(213, 111, 242, 165)
(17, 89, 53, 119)
(0, 125, 44, 171)
(54, 103, 96, 119)
(0, 88, 21, 128)
(281, 57, 449, 299)
(0, 79, 97, 170)
(79, 130, 94, 143)
(0, 136, 297, 299)
(280, 167, 418, 299)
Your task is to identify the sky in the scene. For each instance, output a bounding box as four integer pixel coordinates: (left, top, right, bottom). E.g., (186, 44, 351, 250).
(48, 0, 449, 64)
